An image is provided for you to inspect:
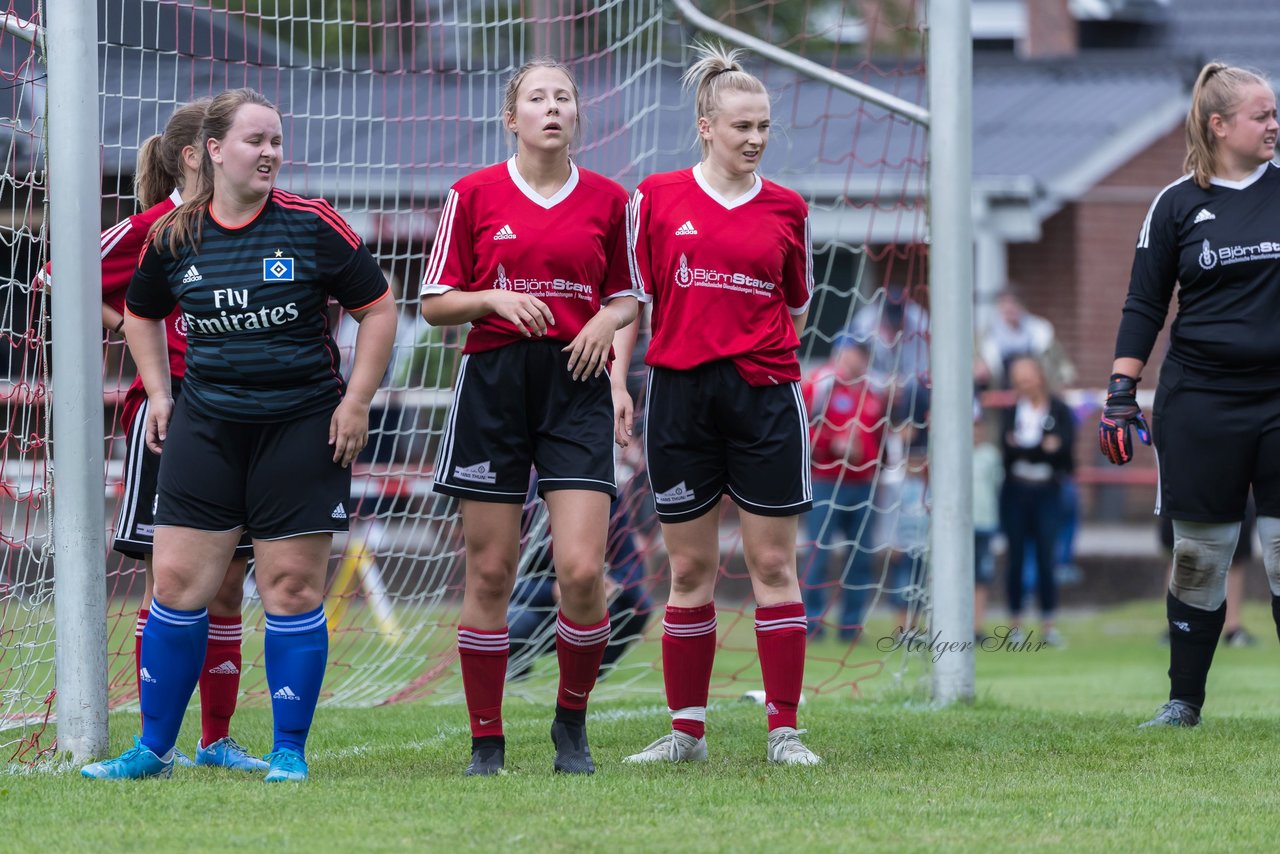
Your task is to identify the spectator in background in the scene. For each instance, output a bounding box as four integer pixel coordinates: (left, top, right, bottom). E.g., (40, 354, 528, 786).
(1000, 354, 1074, 647)
(848, 282, 930, 403)
(336, 266, 463, 467)
(882, 385, 930, 636)
(980, 287, 1081, 592)
(847, 283, 930, 637)
(800, 334, 885, 642)
(973, 410, 1003, 642)
(979, 288, 1077, 390)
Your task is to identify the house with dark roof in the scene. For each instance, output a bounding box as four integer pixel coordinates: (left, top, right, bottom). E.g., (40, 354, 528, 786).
(968, 0, 1280, 388)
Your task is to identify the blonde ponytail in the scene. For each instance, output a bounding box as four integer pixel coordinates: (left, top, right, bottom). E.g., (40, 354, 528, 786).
(681, 40, 767, 156)
(1184, 62, 1271, 188)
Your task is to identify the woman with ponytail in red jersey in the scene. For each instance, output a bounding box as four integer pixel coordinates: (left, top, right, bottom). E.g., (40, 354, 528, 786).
(619, 43, 819, 766)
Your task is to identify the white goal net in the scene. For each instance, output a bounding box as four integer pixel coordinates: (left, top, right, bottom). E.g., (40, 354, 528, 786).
(1, 0, 930, 764)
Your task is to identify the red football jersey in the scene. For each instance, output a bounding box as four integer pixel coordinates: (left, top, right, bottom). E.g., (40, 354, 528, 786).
(421, 158, 641, 354)
(40, 190, 189, 431)
(802, 364, 886, 483)
(630, 166, 813, 385)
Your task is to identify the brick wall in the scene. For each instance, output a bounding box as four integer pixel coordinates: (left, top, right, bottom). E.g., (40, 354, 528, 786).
(1011, 125, 1186, 388)
(1004, 125, 1188, 515)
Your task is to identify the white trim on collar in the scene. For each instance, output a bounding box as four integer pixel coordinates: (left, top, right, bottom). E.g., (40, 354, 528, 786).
(1209, 161, 1271, 190)
(170, 188, 184, 206)
(507, 155, 579, 209)
(692, 162, 762, 210)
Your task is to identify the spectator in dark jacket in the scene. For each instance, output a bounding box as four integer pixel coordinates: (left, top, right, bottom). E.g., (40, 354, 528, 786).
(1000, 354, 1074, 646)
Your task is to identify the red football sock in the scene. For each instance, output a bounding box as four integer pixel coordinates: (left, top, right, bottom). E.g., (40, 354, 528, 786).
(755, 601, 807, 731)
(555, 611, 610, 711)
(458, 626, 509, 738)
(199, 615, 242, 746)
(135, 607, 149, 731)
(662, 602, 717, 740)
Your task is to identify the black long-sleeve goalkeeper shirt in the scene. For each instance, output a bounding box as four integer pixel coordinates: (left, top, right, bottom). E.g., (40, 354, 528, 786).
(1115, 161, 1280, 376)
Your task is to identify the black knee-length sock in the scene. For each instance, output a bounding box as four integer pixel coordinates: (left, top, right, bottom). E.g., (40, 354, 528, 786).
(1166, 592, 1226, 710)
(1270, 594, 1280, 646)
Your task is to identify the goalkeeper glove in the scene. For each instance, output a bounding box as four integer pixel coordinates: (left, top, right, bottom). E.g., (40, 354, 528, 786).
(1098, 373, 1150, 465)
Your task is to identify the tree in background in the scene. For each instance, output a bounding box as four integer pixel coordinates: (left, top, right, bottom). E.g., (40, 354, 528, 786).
(694, 0, 921, 57)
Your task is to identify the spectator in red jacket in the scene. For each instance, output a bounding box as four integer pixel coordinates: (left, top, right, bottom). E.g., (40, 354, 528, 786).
(801, 334, 886, 640)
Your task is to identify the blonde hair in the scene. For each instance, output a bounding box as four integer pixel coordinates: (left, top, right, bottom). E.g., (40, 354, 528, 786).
(134, 99, 210, 208)
(150, 88, 280, 255)
(681, 41, 768, 156)
(1184, 61, 1272, 189)
(500, 58, 582, 148)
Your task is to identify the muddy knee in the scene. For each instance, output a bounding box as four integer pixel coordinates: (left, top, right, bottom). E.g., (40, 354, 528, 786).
(1169, 520, 1239, 610)
(1255, 516, 1280, 595)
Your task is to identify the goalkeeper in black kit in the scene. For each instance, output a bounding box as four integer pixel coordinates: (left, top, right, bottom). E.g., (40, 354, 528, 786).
(1100, 61, 1280, 728)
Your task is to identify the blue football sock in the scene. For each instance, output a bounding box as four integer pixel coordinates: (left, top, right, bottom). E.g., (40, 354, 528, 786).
(139, 600, 208, 756)
(264, 605, 328, 756)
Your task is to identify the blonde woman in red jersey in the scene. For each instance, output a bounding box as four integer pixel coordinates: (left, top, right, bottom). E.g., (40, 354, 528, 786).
(77, 101, 265, 771)
(420, 59, 643, 776)
(618, 42, 819, 766)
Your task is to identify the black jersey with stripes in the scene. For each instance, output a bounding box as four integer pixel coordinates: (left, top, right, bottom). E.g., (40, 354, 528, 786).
(1116, 162, 1280, 374)
(127, 189, 388, 421)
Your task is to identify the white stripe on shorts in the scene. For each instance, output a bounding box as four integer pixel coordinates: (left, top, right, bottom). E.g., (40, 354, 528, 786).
(434, 353, 470, 487)
(114, 399, 151, 542)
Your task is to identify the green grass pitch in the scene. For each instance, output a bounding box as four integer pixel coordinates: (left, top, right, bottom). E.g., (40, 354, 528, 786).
(6, 600, 1280, 852)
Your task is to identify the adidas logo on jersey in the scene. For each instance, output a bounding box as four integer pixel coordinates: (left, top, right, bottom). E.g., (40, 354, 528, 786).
(208, 660, 240, 675)
(273, 686, 301, 701)
(493, 224, 518, 240)
(675, 220, 698, 236)
(1193, 208, 1216, 224)
(454, 461, 498, 484)
(654, 481, 694, 505)
(182, 265, 203, 283)
(331, 502, 347, 520)
(139, 667, 157, 684)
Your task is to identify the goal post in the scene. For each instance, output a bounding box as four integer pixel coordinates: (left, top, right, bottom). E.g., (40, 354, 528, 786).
(46, 0, 110, 761)
(924, 0, 975, 704)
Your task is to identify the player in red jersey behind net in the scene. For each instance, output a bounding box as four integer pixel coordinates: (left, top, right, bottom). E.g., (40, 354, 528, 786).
(617, 42, 820, 766)
(44, 100, 265, 772)
(420, 59, 643, 776)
